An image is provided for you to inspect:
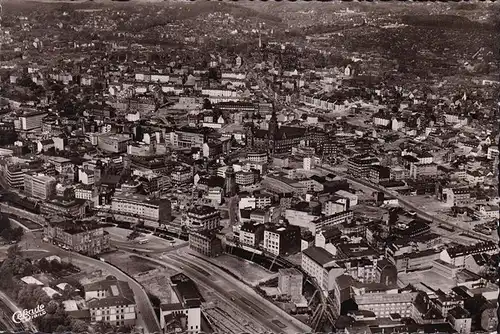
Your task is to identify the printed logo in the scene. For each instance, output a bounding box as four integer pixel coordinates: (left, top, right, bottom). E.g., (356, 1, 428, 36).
(12, 304, 46, 324)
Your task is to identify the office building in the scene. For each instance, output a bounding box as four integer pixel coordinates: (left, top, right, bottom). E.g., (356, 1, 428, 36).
(19, 110, 47, 131)
(302, 246, 343, 292)
(185, 205, 220, 232)
(189, 229, 222, 257)
(97, 133, 130, 153)
(278, 268, 303, 303)
(24, 173, 56, 200)
(239, 221, 265, 247)
(347, 155, 380, 178)
(111, 193, 171, 223)
(0, 121, 17, 146)
(263, 224, 301, 256)
(169, 127, 207, 149)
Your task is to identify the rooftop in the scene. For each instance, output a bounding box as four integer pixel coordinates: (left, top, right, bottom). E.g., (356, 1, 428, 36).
(302, 246, 336, 267)
(188, 205, 219, 216)
(85, 278, 135, 309)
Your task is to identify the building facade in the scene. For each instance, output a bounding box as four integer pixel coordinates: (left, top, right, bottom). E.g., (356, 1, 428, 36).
(185, 206, 220, 232)
(188, 230, 222, 257)
(85, 278, 136, 327)
(44, 219, 110, 255)
(278, 268, 303, 303)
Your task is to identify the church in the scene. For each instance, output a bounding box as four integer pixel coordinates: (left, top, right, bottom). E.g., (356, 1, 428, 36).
(245, 109, 310, 155)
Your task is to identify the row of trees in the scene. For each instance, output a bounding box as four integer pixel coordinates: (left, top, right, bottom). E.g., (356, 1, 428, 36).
(0, 213, 24, 243)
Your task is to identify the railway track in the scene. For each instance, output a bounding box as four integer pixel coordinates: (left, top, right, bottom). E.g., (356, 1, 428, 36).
(0, 299, 24, 332)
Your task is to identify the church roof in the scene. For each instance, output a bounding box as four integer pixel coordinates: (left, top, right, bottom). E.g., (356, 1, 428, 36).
(254, 126, 307, 140)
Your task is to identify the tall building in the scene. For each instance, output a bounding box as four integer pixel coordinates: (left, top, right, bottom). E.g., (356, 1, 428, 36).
(18, 110, 47, 131)
(185, 205, 220, 232)
(24, 173, 56, 200)
(224, 166, 236, 196)
(278, 268, 303, 303)
(0, 121, 17, 146)
(189, 229, 223, 257)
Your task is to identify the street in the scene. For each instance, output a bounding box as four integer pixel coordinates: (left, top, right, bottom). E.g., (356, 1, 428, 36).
(318, 164, 497, 242)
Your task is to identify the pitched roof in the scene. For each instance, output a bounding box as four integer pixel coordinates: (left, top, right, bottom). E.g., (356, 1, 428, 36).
(85, 278, 135, 309)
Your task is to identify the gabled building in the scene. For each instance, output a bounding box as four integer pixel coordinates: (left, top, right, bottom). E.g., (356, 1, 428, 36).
(440, 241, 497, 268)
(85, 278, 136, 327)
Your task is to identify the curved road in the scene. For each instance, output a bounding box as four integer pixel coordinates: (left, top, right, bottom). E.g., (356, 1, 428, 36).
(110, 239, 188, 254)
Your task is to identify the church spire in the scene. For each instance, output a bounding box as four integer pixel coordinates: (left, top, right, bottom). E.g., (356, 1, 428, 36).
(268, 104, 278, 140)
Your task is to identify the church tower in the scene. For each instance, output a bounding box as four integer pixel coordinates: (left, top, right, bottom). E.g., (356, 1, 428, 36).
(225, 167, 236, 197)
(244, 123, 254, 148)
(268, 107, 278, 154)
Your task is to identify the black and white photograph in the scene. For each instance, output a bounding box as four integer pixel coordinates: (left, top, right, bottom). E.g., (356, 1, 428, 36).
(0, 1, 498, 334)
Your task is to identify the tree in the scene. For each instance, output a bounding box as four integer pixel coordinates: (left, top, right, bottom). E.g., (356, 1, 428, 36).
(0, 213, 10, 232)
(0, 269, 15, 290)
(7, 243, 20, 259)
(117, 325, 132, 333)
(0, 228, 12, 241)
(46, 300, 59, 314)
(202, 98, 212, 110)
(55, 325, 67, 333)
(50, 259, 63, 272)
(38, 258, 50, 272)
(94, 320, 113, 333)
(17, 284, 38, 309)
(71, 319, 88, 333)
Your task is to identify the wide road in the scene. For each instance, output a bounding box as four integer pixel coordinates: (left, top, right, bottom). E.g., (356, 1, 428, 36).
(129, 248, 311, 334)
(318, 164, 496, 242)
(18, 231, 161, 334)
(110, 239, 188, 254)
